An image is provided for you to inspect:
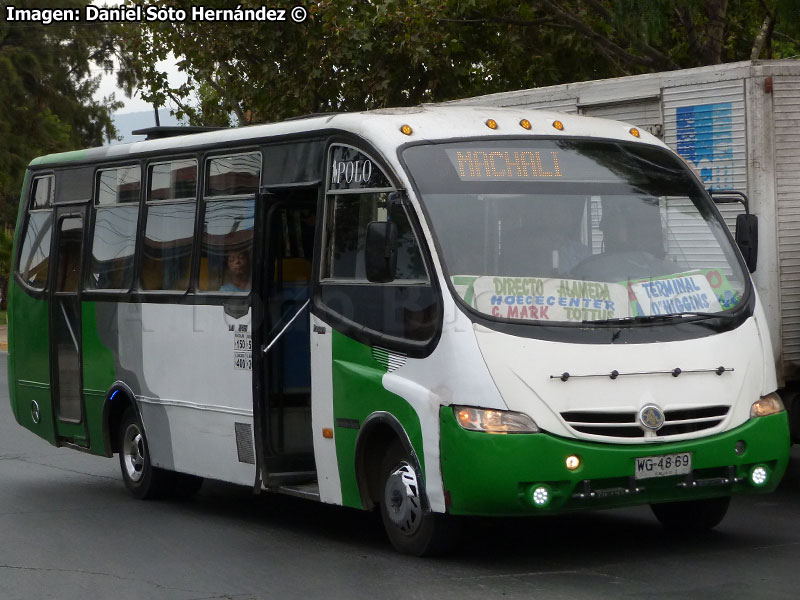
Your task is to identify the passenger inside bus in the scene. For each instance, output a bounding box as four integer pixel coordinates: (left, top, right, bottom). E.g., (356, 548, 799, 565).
(220, 249, 252, 292)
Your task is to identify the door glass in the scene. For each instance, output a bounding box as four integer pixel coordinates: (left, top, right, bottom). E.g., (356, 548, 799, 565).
(266, 202, 316, 456)
(54, 216, 83, 422)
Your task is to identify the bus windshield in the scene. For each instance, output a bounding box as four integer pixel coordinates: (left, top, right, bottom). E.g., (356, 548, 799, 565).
(403, 139, 748, 325)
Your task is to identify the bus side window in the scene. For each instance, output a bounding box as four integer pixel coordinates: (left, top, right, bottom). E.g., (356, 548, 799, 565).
(17, 175, 55, 290)
(141, 160, 197, 292)
(88, 166, 140, 290)
(198, 152, 260, 293)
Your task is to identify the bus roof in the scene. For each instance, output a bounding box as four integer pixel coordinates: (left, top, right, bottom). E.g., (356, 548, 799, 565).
(28, 105, 664, 168)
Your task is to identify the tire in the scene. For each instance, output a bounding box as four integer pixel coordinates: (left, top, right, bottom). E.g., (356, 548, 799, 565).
(378, 442, 460, 556)
(650, 496, 731, 532)
(118, 407, 176, 499)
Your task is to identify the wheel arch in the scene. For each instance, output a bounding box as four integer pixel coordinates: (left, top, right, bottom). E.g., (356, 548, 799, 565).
(354, 411, 430, 512)
(101, 381, 139, 456)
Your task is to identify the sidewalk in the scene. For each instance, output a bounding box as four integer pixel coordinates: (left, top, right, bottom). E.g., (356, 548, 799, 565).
(0, 324, 7, 351)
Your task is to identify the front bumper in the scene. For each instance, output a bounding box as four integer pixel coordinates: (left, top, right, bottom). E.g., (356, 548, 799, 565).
(440, 407, 790, 516)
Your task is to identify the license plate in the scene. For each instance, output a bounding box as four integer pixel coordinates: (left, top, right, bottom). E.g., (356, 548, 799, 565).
(634, 452, 692, 480)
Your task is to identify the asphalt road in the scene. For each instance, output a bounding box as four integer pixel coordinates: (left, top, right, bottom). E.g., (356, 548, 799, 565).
(2, 354, 800, 600)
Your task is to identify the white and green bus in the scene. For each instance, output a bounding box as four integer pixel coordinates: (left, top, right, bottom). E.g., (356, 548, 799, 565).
(8, 106, 791, 555)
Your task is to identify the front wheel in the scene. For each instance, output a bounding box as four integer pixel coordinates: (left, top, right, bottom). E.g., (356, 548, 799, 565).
(650, 496, 731, 531)
(118, 407, 176, 499)
(379, 442, 459, 556)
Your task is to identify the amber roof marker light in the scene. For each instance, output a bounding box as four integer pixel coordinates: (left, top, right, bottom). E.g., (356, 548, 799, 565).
(629, 127, 641, 138)
(552, 120, 565, 131)
(400, 124, 413, 136)
(486, 118, 498, 130)
(520, 119, 532, 130)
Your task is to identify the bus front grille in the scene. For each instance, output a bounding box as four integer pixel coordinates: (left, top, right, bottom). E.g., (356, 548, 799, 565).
(560, 405, 730, 438)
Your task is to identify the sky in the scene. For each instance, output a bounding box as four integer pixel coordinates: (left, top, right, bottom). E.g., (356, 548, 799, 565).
(89, 1, 185, 115)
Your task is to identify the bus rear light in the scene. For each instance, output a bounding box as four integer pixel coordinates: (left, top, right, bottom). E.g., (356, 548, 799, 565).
(453, 406, 539, 433)
(751, 393, 784, 417)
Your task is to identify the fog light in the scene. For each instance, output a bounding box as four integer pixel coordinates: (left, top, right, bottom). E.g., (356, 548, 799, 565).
(735, 440, 746, 455)
(566, 455, 581, 470)
(531, 485, 551, 507)
(750, 465, 769, 487)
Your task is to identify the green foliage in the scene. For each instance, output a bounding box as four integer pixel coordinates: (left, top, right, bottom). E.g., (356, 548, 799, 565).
(121, 1, 800, 127)
(0, 0, 121, 225)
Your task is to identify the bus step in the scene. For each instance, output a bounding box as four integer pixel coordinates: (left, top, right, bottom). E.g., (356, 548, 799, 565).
(266, 470, 317, 487)
(275, 481, 320, 501)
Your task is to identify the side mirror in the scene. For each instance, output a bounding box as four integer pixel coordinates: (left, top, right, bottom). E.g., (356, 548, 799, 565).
(735, 213, 758, 273)
(365, 221, 398, 283)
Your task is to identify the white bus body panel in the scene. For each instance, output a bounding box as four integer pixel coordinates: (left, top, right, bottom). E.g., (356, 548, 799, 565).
(118, 302, 256, 486)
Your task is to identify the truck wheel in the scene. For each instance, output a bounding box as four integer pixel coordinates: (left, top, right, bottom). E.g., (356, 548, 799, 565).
(650, 496, 730, 531)
(379, 442, 459, 556)
(118, 407, 175, 499)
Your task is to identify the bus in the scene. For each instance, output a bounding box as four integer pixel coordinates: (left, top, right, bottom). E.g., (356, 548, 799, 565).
(8, 106, 791, 555)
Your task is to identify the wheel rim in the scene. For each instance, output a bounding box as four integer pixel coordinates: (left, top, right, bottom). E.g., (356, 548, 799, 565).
(384, 461, 423, 536)
(122, 423, 145, 483)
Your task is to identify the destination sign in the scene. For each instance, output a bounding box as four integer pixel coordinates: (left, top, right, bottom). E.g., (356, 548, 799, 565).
(447, 149, 565, 181)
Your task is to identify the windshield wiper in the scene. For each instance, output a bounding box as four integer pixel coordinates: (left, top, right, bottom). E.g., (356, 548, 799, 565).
(584, 311, 737, 325)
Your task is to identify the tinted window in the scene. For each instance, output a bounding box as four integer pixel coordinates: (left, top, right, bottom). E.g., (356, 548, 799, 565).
(323, 193, 426, 281)
(30, 175, 54, 210)
(319, 145, 437, 345)
(97, 166, 140, 205)
(199, 199, 255, 292)
(149, 160, 197, 201)
(56, 216, 83, 293)
(206, 153, 261, 197)
(88, 205, 139, 290)
(141, 203, 196, 291)
(18, 211, 53, 289)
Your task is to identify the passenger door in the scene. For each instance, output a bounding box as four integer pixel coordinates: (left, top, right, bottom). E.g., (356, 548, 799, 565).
(253, 190, 318, 485)
(49, 207, 89, 446)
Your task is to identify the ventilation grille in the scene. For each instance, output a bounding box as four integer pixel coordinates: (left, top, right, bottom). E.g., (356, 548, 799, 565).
(560, 405, 730, 439)
(372, 347, 407, 373)
(235, 422, 255, 464)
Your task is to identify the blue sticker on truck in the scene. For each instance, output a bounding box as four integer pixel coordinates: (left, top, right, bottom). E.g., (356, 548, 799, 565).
(676, 102, 734, 189)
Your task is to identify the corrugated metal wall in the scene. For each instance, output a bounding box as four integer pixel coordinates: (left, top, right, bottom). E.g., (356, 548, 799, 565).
(663, 80, 748, 226)
(580, 99, 662, 137)
(773, 76, 800, 366)
(661, 81, 747, 273)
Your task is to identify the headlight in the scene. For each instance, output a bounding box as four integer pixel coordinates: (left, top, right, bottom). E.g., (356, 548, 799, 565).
(751, 392, 784, 417)
(453, 406, 539, 434)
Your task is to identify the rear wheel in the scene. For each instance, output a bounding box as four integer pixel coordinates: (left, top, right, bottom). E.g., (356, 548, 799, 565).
(650, 496, 731, 531)
(118, 407, 176, 499)
(379, 442, 459, 556)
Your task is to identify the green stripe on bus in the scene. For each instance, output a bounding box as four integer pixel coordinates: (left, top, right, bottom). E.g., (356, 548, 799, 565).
(331, 330, 423, 510)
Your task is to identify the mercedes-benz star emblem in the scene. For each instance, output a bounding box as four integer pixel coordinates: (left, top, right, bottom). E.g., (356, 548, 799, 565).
(638, 404, 665, 431)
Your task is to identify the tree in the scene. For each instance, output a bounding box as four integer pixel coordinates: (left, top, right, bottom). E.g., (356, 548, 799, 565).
(123, 0, 800, 127)
(0, 0, 122, 226)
